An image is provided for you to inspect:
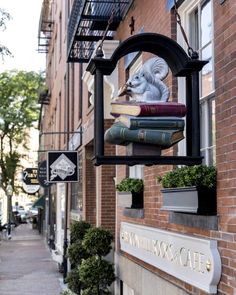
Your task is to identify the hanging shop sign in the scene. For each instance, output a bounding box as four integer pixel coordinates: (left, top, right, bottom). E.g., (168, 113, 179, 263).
(87, 32, 207, 166)
(22, 168, 39, 185)
(37, 160, 52, 188)
(120, 222, 221, 294)
(22, 182, 40, 194)
(47, 151, 78, 183)
(22, 168, 40, 194)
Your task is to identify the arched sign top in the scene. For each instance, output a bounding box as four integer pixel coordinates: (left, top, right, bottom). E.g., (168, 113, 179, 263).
(86, 32, 207, 166)
(87, 33, 207, 77)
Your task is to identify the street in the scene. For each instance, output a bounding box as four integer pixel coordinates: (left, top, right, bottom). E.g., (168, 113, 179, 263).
(0, 223, 63, 295)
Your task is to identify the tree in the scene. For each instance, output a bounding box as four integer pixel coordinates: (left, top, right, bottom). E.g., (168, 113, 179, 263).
(0, 70, 44, 194)
(0, 8, 12, 59)
(66, 224, 115, 295)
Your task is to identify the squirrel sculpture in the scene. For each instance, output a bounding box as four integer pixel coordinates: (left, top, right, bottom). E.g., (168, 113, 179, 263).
(118, 57, 170, 102)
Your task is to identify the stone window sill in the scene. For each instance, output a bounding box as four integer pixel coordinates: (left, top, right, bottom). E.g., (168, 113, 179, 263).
(169, 212, 218, 230)
(123, 208, 144, 219)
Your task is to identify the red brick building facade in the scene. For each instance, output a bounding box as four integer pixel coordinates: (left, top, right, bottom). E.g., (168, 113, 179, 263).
(38, 0, 236, 294)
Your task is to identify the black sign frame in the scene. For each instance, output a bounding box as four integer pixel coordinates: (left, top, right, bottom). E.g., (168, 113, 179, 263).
(47, 151, 78, 183)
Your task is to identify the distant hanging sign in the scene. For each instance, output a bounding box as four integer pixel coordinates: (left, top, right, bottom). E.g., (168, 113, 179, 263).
(37, 160, 52, 188)
(22, 168, 39, 185)
(22, 168, 40, 194)
(47, 151, 78, 183)
(22, 182, 40, 194)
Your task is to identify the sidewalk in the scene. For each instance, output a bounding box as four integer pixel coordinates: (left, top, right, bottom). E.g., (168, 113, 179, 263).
(0, 223, 63, 295)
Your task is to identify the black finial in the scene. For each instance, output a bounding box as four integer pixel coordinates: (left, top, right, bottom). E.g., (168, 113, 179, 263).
(95, 45, 104, 58)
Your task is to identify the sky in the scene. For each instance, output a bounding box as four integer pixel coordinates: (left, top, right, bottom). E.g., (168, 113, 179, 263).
(0, 0, 45, 72)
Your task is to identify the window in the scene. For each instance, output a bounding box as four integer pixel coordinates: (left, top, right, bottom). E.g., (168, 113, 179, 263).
(178, 0, 215, 165)
(71, 153, 82, 211)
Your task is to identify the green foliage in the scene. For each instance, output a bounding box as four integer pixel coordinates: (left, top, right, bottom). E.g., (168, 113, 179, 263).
(116, 178, 144, 193)
(70, 220, 91, 243)
(79, 256, 115, 295)
(82, 227, 113, 257)
(0, 71, 42, 129)
(66, 268, 82, 295)
(0, 70, 44, 191)
(60, 290, 75, 295)
(157, 165, 217, 189)
(66, 224, 115, 295)
(67, 241, 89, 266)
(0, 8, 12, 58)
(0, 8, 10, 28)
(82, 289, 111, 295)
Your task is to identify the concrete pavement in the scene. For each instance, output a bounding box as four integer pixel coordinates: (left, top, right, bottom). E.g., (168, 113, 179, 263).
(0, 223, 63, 295)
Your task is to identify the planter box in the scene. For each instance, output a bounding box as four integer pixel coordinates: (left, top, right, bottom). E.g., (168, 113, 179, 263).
(117, 192, 132, 208)
(161, 186, 216, 215)
(117, 192, 143, 209)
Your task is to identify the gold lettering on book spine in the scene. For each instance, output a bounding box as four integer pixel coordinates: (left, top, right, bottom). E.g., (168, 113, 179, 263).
(149, 106, 158, 114)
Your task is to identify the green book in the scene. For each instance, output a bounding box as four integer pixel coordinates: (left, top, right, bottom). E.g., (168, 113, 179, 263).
(105, 124, 184, 148)
(115, 115, 185, 130)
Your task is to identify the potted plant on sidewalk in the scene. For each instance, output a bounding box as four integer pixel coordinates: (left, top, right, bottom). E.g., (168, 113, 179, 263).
(116, 178, 144, 209)
(157, 165, 217, 215)
(79, 227, 115, 295)
(66, 221, 92, 294)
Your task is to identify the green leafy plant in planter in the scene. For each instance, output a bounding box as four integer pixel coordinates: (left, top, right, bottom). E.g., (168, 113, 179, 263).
(157, 165, 217, 215)
(66, 267, 82, 295)
(70, 220, 92, 244)
(116, 178, 144, 209)
(66, 221, 92, 294)
(79, 256, 115, 295)
(82, 227, 113, 257)
(66, 224, 115, 295)
(79, 227, 115, 295)
(60, 289, 76, 295)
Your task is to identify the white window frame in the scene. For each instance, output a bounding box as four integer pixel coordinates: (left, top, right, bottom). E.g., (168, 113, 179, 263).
(177, 0, 216, 165)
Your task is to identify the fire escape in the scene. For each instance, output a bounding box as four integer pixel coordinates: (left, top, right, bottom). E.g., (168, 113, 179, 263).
(67, 0, 133, 63)
(38, 0, 54, 54)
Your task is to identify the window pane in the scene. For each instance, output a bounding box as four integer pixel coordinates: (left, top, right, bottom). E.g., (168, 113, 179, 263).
(201, 0, 212, 47)
(209, 99, 215, 147)
(189, 9, 199, 51)
(71, 154, 83, 211)
(200, 102, 207, 148)
(201, 44, 213, 96)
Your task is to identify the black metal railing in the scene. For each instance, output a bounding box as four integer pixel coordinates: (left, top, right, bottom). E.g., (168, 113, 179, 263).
(67, 0, 132, 62)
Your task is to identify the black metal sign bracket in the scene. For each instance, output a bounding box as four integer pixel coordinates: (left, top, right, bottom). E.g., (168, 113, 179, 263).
(87, 33, 207, 166)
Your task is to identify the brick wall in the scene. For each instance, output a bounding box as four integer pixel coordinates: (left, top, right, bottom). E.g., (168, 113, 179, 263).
(114, 1, 236, 294)
(213, 1, 236, 294)
(98, 119, 116, 235)
(83, 146, 96, 226)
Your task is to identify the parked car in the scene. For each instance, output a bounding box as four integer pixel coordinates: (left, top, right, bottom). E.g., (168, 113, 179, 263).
(25, 202, 33, 212)
(18, 208, 27, 223)
(12, 206, 27, 223)
(29, 207, 38, 216)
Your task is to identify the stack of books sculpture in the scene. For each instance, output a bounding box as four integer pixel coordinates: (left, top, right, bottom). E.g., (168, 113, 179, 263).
(105, 57, 186, 155)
